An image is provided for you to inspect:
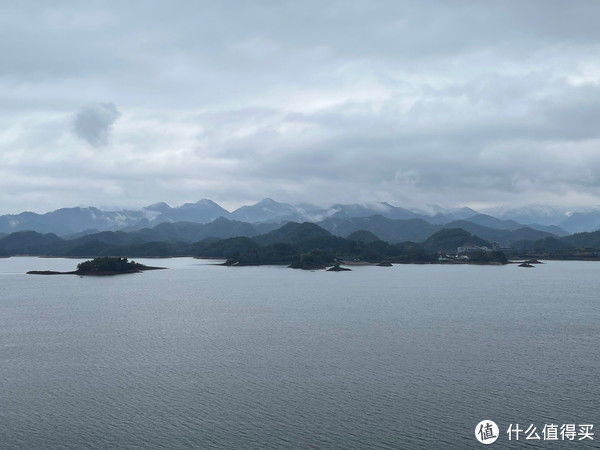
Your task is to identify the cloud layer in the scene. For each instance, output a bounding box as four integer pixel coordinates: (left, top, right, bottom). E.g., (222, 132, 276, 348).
(1, 0, 600, 213)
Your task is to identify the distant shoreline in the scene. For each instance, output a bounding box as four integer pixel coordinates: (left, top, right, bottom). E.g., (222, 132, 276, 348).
(7, 254, 600, 263)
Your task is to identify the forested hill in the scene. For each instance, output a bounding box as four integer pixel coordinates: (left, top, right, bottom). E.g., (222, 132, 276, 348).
(2, 214, 598, 263)
(0, 221, 510, 267)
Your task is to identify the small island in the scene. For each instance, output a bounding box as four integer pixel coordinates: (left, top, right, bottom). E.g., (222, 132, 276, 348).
(27, 257, 166, 276)
(327, 264, 352, 272)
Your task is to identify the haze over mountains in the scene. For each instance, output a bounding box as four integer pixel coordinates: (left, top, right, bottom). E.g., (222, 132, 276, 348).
(5, 197, 600, 262)
(2, 198, 600, 238)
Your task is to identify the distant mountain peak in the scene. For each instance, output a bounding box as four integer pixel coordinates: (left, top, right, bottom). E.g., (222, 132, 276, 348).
(195, 198, 222, 206)
(252, 198, 292, 208)
(231, 198, 301, 223)
(180, 199, 222, 209)
(257, 197, 278, 204)
(455, 206, 478, 214)
(144, 202, 171, 211)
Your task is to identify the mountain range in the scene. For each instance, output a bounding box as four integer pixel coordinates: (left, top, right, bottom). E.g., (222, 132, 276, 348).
(4, 213, 600, 263)
(0, 219, 504, 262)
(0, 213, 562, 257)
(4, 198, 598, 236)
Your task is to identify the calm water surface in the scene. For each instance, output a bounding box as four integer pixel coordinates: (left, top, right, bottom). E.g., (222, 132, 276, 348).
(1, 257, 599, 449)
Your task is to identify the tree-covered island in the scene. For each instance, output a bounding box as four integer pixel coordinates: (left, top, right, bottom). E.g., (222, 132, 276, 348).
(27, 257, 165, 275)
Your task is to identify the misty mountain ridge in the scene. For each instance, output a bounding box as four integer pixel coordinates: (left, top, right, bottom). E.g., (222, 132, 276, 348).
(0, 213, 557, 259)
(0, 220, 495, 260)
(0, 216, 557, 266)
(4, 198, 598, 236)
(481, 204, 600, 233)
(481, 205, 571, 226)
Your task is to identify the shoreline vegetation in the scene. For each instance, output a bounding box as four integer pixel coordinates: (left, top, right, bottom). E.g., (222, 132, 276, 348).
(2, 218, 598, 272)
(27, 257, 165, 276)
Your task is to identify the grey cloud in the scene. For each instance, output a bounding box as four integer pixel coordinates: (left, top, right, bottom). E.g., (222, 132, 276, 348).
(73, 103, 120, 147)
(2, 1, 600, 213)
(186, 72, 600, 202)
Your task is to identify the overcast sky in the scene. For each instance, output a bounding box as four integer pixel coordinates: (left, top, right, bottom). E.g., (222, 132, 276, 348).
(2, 0, 600, 213)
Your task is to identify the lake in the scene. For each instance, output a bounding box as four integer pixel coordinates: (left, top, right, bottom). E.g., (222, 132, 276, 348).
(1, 257, 599, 449)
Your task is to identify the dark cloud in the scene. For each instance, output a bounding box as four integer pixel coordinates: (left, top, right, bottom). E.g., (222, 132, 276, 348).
(73, 103, 120, 147)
